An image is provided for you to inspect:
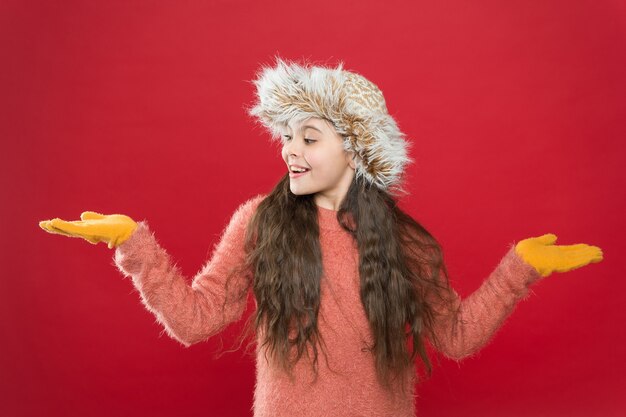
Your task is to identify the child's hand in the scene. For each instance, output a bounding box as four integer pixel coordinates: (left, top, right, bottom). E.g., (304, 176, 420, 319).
(39, 211, 138, 249)
(515, 234, 603, 278)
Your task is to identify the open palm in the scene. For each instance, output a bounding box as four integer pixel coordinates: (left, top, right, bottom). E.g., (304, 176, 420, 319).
(515, 233, 603, 277)
(39, 211, 138, 249)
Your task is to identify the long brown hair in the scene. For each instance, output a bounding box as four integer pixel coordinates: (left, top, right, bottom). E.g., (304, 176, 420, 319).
(217, 172, 457, 393)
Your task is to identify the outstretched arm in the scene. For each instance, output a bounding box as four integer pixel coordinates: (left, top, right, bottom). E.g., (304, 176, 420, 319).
(113, 195, 265, 347)
(424, 243, 541, 361)
(425, 235, 603, 361)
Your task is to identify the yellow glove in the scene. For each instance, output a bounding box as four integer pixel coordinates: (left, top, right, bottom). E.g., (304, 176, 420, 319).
(39, 211, 138, 249)
(515, 233, 603, 278)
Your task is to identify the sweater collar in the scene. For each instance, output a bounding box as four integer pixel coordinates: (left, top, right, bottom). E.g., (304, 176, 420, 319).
(316, 205, 348, 231)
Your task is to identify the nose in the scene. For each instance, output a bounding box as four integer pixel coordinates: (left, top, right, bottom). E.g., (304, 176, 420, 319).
(283, 136, 303, 156)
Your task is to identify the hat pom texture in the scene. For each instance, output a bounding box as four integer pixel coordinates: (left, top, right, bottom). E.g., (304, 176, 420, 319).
(247, 57, 414, 193)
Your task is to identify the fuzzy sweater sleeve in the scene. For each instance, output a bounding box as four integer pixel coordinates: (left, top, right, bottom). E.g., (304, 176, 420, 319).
(424, 243, 543, 361)
(112, 195, 264, 347)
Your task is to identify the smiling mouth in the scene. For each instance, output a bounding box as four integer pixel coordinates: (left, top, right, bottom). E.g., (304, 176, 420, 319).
(289, 169, 310, 178)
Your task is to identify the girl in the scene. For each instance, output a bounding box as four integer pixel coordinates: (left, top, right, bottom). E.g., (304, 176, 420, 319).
(39, 57, 603, 417)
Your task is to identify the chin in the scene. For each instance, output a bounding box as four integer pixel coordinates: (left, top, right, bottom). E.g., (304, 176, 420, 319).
(290, 185, 316, 196)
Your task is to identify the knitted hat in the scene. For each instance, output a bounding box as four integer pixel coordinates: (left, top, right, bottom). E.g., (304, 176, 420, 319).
(246, 56, 414, 194)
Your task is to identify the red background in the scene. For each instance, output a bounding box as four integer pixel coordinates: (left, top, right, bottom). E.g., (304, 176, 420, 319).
(2, 1, 624, 416)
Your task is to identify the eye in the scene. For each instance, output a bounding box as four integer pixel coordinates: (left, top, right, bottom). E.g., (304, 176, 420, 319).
(282, 135, 315, 144)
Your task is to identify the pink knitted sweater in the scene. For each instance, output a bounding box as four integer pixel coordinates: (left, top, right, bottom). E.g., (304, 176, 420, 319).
(113, 194, 542, 417)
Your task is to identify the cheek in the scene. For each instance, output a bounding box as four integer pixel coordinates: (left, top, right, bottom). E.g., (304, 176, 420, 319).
(306, 153, 325, 171)
(308, 153, 343, 177)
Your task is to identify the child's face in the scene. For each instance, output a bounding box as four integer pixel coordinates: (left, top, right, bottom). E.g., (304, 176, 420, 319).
(281, 117, 356, 209)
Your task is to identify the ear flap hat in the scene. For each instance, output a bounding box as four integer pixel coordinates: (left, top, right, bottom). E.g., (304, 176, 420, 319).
(246, 56, 414, 195)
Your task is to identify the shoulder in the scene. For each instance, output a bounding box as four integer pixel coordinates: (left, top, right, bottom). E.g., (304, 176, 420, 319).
(230, 193, 268, 224)
(236, 193, 268, 214)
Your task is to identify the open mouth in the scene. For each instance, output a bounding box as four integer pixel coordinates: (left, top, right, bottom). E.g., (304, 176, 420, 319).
(289, 168, 310, 178)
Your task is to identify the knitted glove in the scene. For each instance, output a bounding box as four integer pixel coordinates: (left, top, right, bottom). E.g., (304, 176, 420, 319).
(39, 211, 138, 249)
(514, 233, 603, 278)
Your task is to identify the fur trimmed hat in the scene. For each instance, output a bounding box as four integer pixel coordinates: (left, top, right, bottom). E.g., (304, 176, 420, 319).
(246, 56, 413, 194)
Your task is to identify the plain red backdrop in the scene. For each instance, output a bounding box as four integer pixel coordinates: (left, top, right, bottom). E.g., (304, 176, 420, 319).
(1, 0, 624, 416)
